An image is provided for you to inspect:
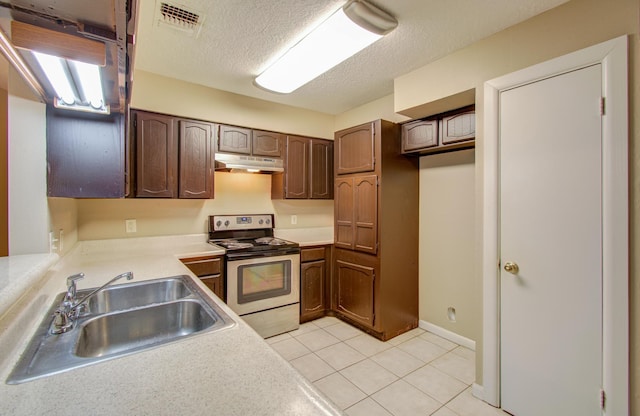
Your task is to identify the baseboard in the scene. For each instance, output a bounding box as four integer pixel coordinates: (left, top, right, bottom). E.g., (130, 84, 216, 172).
(472, 383, 484, 400)
(419, 320, 476, 351)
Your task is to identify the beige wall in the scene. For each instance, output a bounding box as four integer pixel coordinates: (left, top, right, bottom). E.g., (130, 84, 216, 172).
(392, 0, 639, 405)
(334, 94, 408, 131)
(77, 172, 334, 240)
(419, 150, 477, 342)
(131, 70, 335, 139)
(47, 198, 77, 256)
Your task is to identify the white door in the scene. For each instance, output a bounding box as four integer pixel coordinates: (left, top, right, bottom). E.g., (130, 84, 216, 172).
(499, 65, 603, 415)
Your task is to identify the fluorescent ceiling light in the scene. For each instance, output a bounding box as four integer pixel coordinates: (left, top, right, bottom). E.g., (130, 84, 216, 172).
(33, 51, 108, 114)
(73, 60, 104, 109)
(255, 0, 397, 94)
(34, 51, 76, 105)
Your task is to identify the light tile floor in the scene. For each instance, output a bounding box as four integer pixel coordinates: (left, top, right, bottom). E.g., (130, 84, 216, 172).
(267, 317, 510, 416)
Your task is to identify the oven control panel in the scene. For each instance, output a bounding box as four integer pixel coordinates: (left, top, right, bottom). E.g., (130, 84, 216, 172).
(211, 214, 273, 231)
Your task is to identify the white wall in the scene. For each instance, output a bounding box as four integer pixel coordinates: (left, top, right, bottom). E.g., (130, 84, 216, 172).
(8, 96, 48, 254)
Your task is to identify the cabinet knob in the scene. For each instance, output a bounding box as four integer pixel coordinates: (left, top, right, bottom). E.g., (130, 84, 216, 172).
(503, 261, 519, 274)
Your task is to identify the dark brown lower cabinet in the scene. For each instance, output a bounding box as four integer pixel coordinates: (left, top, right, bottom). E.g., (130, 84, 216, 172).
(300, 246, 331, 323)
(333, 248, 377, 330)
(181, 255, 225, 301)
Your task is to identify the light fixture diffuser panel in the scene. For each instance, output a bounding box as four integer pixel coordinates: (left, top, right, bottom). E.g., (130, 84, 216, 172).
(256, 8, 382, 94)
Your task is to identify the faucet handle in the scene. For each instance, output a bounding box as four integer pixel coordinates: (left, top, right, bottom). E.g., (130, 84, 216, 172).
(65, 273, 85, 301)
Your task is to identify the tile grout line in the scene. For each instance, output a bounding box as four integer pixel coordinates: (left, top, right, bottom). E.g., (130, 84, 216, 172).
(269, 319, 482, 415)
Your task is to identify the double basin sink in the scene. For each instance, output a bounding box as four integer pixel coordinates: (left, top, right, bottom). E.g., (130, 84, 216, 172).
(7, 275, 235, 384)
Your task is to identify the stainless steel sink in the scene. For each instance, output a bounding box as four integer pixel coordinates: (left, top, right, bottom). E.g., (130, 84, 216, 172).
(82, 277, 191, 313)
(6, 275, 235, 384)
(75, 300, 216, 358)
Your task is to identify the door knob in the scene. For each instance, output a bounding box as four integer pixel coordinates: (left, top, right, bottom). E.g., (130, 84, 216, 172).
(504, 261, 519, 274)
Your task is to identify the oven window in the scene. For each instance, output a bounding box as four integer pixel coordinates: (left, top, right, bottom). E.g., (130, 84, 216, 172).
(237, 260, 291, 304)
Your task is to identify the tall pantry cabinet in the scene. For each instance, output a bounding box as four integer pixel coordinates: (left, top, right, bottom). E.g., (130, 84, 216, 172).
(332, 119, 419, 341)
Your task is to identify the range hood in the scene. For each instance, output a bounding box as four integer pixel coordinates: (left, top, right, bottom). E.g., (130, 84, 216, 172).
(214, 153, 284, 173)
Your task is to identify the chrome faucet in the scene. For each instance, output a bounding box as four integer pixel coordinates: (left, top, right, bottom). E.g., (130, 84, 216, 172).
(51, 271, 134, 334)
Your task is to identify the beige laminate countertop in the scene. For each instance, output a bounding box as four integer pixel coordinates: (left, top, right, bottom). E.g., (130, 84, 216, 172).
(274, 227, 334, 247)
(0, 234, 341, 416)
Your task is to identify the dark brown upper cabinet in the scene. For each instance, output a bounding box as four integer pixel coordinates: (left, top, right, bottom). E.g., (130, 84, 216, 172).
(217, 125, 251, 154)
(335, 123, 375, 175)
(253, 130, 284, 157)
(132, 110, 214, 199)
(271, 136, 333, 200)
(441, 110, 476, 144)
(217, 125, 283, 158)
(401, 106, 475, 155)
(179, 120, 214, 199)
(135, 111, 178, 198)
(310, 139, 334, 199)
(401, 119, 438, 153)
(46, 106, 125, 198)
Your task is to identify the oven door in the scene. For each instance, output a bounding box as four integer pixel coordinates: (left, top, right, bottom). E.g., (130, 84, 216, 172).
(226, 253, 300, 316)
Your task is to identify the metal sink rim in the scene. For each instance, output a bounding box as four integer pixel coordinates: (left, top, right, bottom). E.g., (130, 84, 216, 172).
(6, 275, 235, 385)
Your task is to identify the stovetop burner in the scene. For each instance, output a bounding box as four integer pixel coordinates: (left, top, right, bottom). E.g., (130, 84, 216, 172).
(208, 215, 300, 256)
(215, 237, 296, 251)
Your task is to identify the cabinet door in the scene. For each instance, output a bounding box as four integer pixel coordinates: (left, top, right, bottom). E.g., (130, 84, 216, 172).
(200, 275, 224, 301)
(334, 177, 354, 250)
(401, 119, 438, 153)
(441, 111, 475, 144)
(135, 111, 178, 198)
(354, 175, 378, 254)
(253, 130, 283, 157)
(179, 120, 214, 199)
(217, 125, 251, 154)
(285, 136, 309, 198)
(335, 122, 375, 175)
(300, 260, 326, 321)
(334, 176, 378, 254)
(181, 256, 225, 301)
(47, 107, 125, 197)
(310, 139, 334, 199)
(335, 257, 375, 328)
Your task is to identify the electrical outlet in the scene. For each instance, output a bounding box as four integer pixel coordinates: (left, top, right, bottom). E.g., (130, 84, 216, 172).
(48, 231, 58, 253)
(125, 219, 137, 233)
(291, 215, 297, 225)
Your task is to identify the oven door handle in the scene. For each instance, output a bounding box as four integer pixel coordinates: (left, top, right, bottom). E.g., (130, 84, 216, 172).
(225, 248, 300, 260)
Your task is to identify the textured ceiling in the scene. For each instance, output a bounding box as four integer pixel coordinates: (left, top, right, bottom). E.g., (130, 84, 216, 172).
(134, 0, 568, 115)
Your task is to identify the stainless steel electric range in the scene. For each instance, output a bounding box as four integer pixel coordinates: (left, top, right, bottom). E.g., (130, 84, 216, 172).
(208, 214, 300, 338)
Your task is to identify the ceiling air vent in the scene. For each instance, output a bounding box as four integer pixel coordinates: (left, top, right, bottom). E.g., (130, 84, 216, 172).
(155, 1, 205, 37)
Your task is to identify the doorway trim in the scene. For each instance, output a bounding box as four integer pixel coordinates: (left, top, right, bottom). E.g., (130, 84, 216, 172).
(482, 35, 628, 414)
